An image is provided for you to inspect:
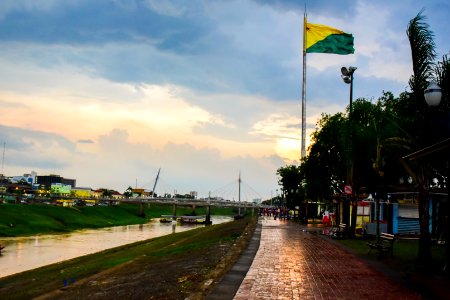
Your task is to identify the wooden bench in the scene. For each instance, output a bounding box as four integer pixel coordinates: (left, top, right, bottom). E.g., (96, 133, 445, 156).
(367, 233, 395, 257)
(331, 223, 347, 239)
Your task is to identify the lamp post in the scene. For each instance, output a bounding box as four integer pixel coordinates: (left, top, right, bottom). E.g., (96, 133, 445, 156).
(423, 82, 449, 271)
(341, 66, 357, 187)
(341, 66, 357, 229)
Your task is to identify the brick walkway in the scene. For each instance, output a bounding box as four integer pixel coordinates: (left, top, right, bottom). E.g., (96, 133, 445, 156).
(233, 217, 422, 300)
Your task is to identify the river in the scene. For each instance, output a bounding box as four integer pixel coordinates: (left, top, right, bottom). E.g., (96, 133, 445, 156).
(0, 216, 233, 278)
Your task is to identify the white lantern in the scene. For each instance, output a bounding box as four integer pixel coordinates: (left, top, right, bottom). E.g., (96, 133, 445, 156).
(424, 82, 442, 106)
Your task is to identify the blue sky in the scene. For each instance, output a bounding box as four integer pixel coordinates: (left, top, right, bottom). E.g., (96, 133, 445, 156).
(0, 0, 449, 200)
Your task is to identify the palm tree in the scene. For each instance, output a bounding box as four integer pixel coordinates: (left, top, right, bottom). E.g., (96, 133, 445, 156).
(404, 11, 438, 263)
(123, 186, 133, 198)
(101, 188, 112, 198)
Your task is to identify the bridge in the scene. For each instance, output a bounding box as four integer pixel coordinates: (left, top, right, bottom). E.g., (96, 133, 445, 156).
(137, 170, 265, 204)
(118, 196, 258, 218)
(118, 197, 258, 208)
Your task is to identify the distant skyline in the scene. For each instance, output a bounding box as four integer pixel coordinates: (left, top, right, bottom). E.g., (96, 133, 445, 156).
(0, 0, 449, 199)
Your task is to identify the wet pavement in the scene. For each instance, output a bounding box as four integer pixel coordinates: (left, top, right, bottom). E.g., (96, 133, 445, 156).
(229, 217, 422, 300)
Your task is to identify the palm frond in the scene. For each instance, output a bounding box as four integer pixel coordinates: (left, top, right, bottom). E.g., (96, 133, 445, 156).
(407, 10, 436, 94)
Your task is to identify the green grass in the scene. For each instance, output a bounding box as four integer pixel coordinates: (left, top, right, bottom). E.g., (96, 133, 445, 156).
(337, 237, 446, 274)
(0, 216, 256, 300)
(0, 203, 237, 237)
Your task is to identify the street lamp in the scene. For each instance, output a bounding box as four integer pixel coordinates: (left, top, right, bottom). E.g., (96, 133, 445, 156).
(341, 66, 357, 228)
(423, 81, 448, 270)
(341, 66, 357, 184)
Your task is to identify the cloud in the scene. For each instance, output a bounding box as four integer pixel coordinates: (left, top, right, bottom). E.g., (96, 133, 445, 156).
(144, 0, 187, 17)
(0, 124, 75, 170)
(77, 139, 94, 144)
(1, 0, 449, 200)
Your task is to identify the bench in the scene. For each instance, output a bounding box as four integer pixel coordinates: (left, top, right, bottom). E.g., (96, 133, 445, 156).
(331, 223, 347, 239)
(367, 233, 395, 257)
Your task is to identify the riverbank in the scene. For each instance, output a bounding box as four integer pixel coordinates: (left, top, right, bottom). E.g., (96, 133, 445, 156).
(0, 203, 236, 237)
(0, 216, 258, 300)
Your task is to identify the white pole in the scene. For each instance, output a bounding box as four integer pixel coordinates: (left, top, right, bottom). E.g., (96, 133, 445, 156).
(301, 12, 307, 160)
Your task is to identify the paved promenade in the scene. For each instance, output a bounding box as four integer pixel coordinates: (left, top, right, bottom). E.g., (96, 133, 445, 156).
(232, 217, 422, 300)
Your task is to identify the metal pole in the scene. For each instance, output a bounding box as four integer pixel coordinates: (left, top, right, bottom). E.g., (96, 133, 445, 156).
(349, 74, 354, 186)
(238, 171, 241, 216)
(301, 12, 307, 160)
(347, 73, 353, 186)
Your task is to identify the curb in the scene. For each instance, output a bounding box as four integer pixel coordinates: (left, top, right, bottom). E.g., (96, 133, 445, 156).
(205, 219, 262, 300)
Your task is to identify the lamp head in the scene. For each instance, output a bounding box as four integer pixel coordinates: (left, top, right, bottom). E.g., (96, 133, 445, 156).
(341, 66, 357, 83)
(424, 82, 442, 106)
(341, 75, 351, 84)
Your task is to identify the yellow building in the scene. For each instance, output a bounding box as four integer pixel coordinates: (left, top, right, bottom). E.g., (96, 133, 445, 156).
(71, 187, 93, 198)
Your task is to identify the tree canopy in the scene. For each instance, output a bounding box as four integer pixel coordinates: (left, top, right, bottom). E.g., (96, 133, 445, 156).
(276, 10, 449, 263)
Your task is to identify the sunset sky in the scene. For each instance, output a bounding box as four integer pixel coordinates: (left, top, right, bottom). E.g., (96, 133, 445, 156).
(0, 0, 449, 200)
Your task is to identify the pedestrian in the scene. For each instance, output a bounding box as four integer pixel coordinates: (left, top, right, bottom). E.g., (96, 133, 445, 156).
(322, 210, 330, 226)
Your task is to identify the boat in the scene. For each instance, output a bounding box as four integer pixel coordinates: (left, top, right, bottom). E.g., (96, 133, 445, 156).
(0, 244, 5, 253)
(179, 215, 212, 225)
(159, 215, 177, 223)
(234, 214, 244, 220)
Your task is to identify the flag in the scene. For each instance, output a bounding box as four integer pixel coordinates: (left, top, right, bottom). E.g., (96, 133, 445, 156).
(306, 23, 354, 55)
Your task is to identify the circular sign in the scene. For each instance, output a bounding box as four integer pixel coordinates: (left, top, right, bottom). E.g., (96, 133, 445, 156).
(344, 185, 352, 195)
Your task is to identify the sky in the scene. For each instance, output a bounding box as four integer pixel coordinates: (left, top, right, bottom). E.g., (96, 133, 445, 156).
(0, 0, 449, 201)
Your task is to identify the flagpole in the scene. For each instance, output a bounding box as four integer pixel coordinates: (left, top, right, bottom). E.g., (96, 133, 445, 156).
(301, 12, 307, 161)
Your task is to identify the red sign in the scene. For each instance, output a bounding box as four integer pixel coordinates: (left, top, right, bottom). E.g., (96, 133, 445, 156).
(344, 185, 352, 195)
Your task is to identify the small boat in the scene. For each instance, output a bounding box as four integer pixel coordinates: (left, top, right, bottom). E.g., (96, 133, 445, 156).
(179, 215, 211, 225)
(0, 244, 5, 253)
(160, 215, 177, 223)
(234, 214, 244, 220)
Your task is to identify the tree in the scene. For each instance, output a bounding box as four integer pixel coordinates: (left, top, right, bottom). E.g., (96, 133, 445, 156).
(397, 11, 449, 263)
(100, 189, 113, 198)
(17, 179, 31, 186)
(404, 11, 435, 263)
(303, 93, 416, 233)
(123, 186, 133, 198)
(306, 113, 347, 198)
(276, 165, 304, 209)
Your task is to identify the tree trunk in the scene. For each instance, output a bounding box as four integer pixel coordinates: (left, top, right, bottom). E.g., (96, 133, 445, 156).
(138, 202, 145, 218)
(350, 197, 357, 238)
(417, 173, 432, 264)
(445, 163, 450, 273)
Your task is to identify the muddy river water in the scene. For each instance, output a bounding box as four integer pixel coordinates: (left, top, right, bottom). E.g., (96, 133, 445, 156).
(0, 216, 232, 278)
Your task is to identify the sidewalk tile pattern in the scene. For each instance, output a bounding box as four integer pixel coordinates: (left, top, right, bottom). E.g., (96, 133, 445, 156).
(234, 218, 422, 300)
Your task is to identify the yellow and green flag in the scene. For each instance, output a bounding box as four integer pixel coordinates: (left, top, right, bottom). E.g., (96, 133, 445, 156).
(305, 23, 354, 54)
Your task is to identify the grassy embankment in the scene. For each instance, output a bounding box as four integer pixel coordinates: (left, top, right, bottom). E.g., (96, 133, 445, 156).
(0, 203, 238, 237)
(337, 237, 446, 274)
(334, 236, 448, 299)
(0, 216, 257, 300)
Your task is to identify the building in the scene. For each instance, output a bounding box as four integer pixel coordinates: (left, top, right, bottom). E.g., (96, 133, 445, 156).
(51, 183, 71, 196)
(36, 174, 76, 188)
(71, 187, 93, 198)
(252, 198, 262, 205)
(10, 171, 37, 185)
(130, 188, 153, 197)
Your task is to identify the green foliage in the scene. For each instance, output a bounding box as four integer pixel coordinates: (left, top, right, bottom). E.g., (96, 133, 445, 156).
(407, 10, 436, 97)
(297, 10, 448, 263)
(276, 165, 304, 208)
(436, 54, 450, 110)
(123, 186, 133, 198)
(338, 238, 445, 274)
(306, 112, 347, 198)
